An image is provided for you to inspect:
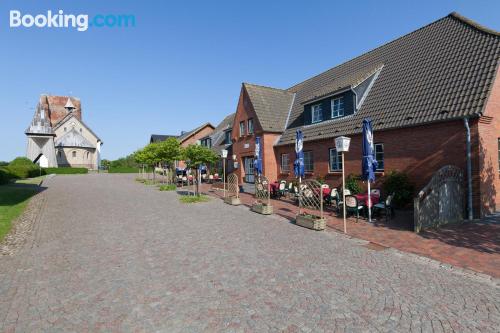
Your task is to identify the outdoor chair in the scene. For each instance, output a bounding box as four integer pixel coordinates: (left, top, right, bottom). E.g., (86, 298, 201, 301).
(343, 189, 351, 196)
(326, 188, 339, 208)
(344, 195, 364, 223)
(373, 193, 395, 222)
(370, 188, 381, 197)
(208, 174, 214, 184)
(278, 181, 287, 198)
(287, 182, 293, 197)
(214, 173, 220, 182)
(181, 176, 188, 186)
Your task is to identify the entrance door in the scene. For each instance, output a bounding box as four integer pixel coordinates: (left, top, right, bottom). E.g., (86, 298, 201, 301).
(244, 157, 255, 183)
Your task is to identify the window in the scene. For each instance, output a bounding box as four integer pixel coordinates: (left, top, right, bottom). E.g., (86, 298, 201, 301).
(201, 138, 212, 148)
(58, 150, 62, 158)
(281, 153, 290, 173)
(64, 127, 67, 132)
(239, 121, 245, 137)
(72, 151, 77, 158)
(331, 97, 344, 118)
(247, 118, 254, 134)
(311, 104, 322, 123)
(86, 151, 90, 159)
(225, 130, 232, 144)
(375, 143, 384, 170)
(329, 148, 342, 171)
(303, 151, 313, 173)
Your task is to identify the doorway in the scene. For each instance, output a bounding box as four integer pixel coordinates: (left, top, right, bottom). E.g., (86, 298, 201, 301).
(243, 157, 254, 183)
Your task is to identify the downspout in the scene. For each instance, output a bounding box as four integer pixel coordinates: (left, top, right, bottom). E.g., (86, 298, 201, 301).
(464, 118, 473, 220)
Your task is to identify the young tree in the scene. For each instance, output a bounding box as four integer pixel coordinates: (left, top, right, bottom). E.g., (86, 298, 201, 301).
(156, 138, 182, 184)
(142, 143, 162, 181)
(133, 148, 148, 178)
(182, 144, 219, 196)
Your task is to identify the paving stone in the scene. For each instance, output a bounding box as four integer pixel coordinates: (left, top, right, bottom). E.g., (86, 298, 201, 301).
(0, 174, 498, 332)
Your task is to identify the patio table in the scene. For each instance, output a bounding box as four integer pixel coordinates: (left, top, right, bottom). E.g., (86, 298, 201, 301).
(354, 193, 380, 208)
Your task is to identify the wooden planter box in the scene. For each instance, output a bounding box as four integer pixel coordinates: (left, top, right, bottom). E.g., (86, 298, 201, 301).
(224, 196, 241, 206)
(251, 203, 273, 215)
(295, 214, 326, 231)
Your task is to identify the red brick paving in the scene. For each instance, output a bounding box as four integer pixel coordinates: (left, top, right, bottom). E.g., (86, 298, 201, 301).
(201, 183, 500, 279)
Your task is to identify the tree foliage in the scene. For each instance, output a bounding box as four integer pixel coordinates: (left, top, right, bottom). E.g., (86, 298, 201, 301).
(182, 144, 218, 169)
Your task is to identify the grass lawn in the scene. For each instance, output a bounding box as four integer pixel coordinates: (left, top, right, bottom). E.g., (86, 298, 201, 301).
(0, 185, 39, 242)
(179, 194, 210, 203)
(15, 176, 46, 185)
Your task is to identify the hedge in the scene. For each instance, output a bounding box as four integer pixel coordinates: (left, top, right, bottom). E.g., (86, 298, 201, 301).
(108, 167, 141, 173)
(0, 165, 44, 180)
(0, 168, 12, 185)
(43, 167, 88, 174)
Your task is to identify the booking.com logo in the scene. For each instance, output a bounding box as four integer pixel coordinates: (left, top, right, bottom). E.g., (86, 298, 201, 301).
(9, 10, 135, 32)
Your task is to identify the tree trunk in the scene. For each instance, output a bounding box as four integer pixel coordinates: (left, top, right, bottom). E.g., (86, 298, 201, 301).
(195, 168, 200, 196)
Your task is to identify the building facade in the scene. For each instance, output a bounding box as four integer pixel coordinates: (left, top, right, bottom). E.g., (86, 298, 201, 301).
(228, 13, 500, 217)
(26, 95, 103, 169)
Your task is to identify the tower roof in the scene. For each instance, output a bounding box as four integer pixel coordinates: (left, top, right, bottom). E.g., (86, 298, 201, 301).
(25, 103, 55, 136)
(64, 97, 75, 110)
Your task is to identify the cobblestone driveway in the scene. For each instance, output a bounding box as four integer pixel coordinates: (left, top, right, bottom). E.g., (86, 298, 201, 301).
(1, 174, 499, 332)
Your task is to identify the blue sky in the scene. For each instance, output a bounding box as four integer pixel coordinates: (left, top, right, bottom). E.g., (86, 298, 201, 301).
(1, 0, 499, 161)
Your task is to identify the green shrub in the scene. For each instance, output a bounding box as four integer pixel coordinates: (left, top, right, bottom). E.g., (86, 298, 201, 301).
(9, 157, 35, 166)
(2, 165, 44, 179)
(159, 184, 177, 191)
(0, 168, 13, 185)
(345, 174, 362, 194)
(108, 167, 140, 173)
(179, 195, 210, 203)
(0, 161, 9, 167)
(382, 170, 415, 207)
(43, 167, 88, 175)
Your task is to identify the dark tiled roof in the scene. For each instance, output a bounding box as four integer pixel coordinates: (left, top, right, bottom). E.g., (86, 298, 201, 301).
(150, 134, 177, 143)
(178, 122, 214, 143)
(209, 113, 235, 155)
(276, 12, 500, 145)
(243, 83, 295, 132)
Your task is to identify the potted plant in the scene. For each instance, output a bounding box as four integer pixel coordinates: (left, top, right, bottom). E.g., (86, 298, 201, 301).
(295, 212, 326, 230)
(251, 200, 273, 215)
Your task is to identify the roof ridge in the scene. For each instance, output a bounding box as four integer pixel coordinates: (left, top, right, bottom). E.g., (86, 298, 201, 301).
(286, 12, 499, 92)
(243, 82, 292, 93)
(449, 12, 500, 37)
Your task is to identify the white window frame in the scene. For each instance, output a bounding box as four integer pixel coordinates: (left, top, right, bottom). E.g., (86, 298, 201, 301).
(281, 153, 290, 173)
(375, 143, 384, 171)
(329, 148, 343, 171)
(303, 151, 313, 173)
(331, 96, 345, 118)
(247, 118, 254, 134)
(239, 121, 245, 137)
(311, 104, 322, 123)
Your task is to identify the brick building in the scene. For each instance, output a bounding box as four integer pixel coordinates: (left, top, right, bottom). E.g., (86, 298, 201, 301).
(231, 13, 500, 217)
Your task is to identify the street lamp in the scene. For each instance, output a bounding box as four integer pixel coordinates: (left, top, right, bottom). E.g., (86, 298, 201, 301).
(221, 149, 228, 198)
(335, 136, 351, 234)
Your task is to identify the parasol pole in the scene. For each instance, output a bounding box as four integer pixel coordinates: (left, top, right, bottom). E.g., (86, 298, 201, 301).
(368, 180, 372, 223)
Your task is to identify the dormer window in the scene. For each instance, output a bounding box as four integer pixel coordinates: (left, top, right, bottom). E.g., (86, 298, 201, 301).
(331, 97, 344, 118)
(311, 104, 323, 123)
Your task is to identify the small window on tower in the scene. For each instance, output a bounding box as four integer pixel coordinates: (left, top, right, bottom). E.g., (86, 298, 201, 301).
(80, 128, 82, 133)
(72, 151, 77, 158)
(64, 127, 67, 132)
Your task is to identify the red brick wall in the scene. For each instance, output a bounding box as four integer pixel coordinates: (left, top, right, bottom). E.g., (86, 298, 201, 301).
(478, 65, 500, 216)
(40, 95, 82, 126)
(230, 86, 282, 184)
(275, 120, 481, 214)
(177, 125, 215, 169)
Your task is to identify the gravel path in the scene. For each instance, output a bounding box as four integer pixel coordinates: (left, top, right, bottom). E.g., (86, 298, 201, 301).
(0, 174, 499, 332)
